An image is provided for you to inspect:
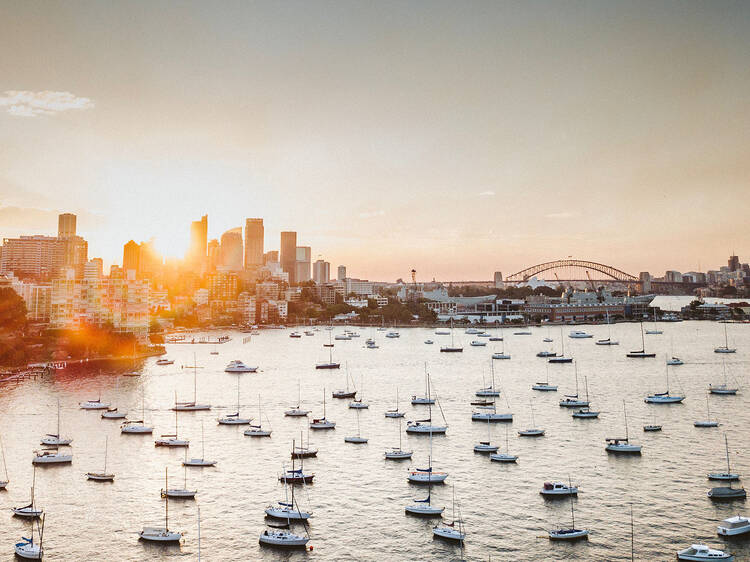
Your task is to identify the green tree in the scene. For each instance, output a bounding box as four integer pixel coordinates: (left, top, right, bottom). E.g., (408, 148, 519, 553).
(0, 287, 28, 333)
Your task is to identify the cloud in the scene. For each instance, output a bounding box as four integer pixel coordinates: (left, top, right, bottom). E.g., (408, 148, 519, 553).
(358, 209, 385, 219)
(545, 211, 574, 219)
(0, 90, 94, 117)
(478, 190, 495, 197)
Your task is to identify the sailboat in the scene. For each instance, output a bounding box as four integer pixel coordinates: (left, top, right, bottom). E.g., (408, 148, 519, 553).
(532, 361, 557, 391)
(709, 358, 738, 395)
(548, 326, 573, 363)
(154, 411, 189, 447)
(404, 475, 444, 515)
(548, 480, 589, 541)
(41, 400, 72, 446)
(285, 381, 311, 417)
(475, 361, 500, 396)
(218, 377, 251, 424)
(440, 318, 463, 353)
(309, 388, 336, 429)
(11, 467, 43, 518)
(265, 462, 312, 520)
(474, 415, 499, 452)
(316, 329, 341, 369)
(626, 322, 656, 358)
(385, 418, 412, 459)
(605, 401, 642, 453)
(244, 394, 272, 437)
(32, 445, 72, 465)
(572, 376, 600, 418)
(86, 436, 115, 481)
(491, 331, 511, 360)
(645, 363, 685, 403)
(559, 364, 589, 407)
(0, 435, 8, 489)
(596, 310, 619, 345)
(645, 307, 663, 335)
(121, 389, 153, 434)
(292, 430, 318, 458)
(518, 401, 544, 436)
(183, 421, 217, 466)
(471, 400, 512, 422)
(139, 468, 183, 542)
(432, 485, 465, 542)
(694, 394, 720, 427)
(490, 425, 518, 462)
(643, 408, 662, 432)
(714, 322, 736, 354)
(259, 481, 311, 549)
(385, 388, 405, 418)
(14, 514, 44, 559)
(279, 440, 314, 484)
(407, 374, 448, 434)
(408, 429, 448, 483)
(412, 365, 436, 405)
(708, 434, 740, 481)
(162, 462, 197, 499)
(173, 354, 210, 411)
(332, 365, 357, 399)
(79, 390, 110, 410)
(348, 374, 369, 409)
(344, 407, 367, 443)
(101, 407, 127, 419)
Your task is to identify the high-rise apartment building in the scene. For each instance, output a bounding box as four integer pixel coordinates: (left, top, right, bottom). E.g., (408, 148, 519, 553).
(244, 218, 264, 268)
(337, 265, 346, 281)
(313, 259, 330, 284)
(220, 228, 244, 271)
(280, 231, 297, 285)
(296, 246, 311, 283)
(0, 236, 65, 278)
(188, 215, 208, 271)
(61, 236, 88, 278)
(58, 213, 76, 238)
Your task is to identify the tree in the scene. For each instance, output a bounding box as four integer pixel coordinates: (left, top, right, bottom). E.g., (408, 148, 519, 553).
(0, 287, 28, 334)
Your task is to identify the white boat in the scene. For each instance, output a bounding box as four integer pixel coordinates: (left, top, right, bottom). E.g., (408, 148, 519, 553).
(432, 485, 465, 542)
(101, 407, 126, 419)
(667, 356, 684, 365)
(41, 400, 72, 446)
(605, 402, 642, 454)
(348, 399, 369, 409)
(12, 467, 42, 518)
(596, 312, 619, 345)
(516, 401, 544, 436)
(285, 381, 311, 417)
(224, 360, 257, 373)
(471, 404, 512, 422)
(568, 330, 592, 339)
(14, 514, 44, 559)
(440, 318, 463, 353)
(465, 327, 481, 334)
(309, 388, 336, 429)
(470, 340, 486, 347)
(218, 377, 252, 425)
(677, 544, 733, 561)
(424, 339, 434, 345)
(32, 448, 72, 464)
(405, 491, 444, 516)
(289, 331, 302, 338)
(265, 465, 312, 520)
(435, 329, 450, 335)
(533, 362, 557, 391)
(408, 430, 447, 483)
(183, 422, 216, 467)
(279, 442, 315, 484)
(154, 412, 189, 447)
(407, 374, 448, 433)
(139, 468, 182, 543)
(155, 358, 174, 365)
(344, 406, 367, 443)
(559, 364, 589, 407)
(334, 334, 351, 341)
(708, 435, 741, 481)
(79, 395, 110, 410)
(121, 390, 153, 434)
(316, 330, 341, 369)
(490, 425, 518, 462)
(244, 394, 272, 437)
(540, 480, 578, 496)
(709, 358, 738, 395)
(86, 437, 114, 481)
(474, 415, 499, 452)
(411, 366, 435, 405)
(548, 491, 588, 541)
(717, 515, 750, 536)
(385, 331, 400, 338)
(694, 394, 720, 428)
(626, 322, 657, 358)
(384, 388, 405, 418)
(714, 322, 736, 354)
(385, 418, 413, 459)
(172, 355, 211, 411)
(162, 465, 196, 499)
(645, 363, 685, 403)
(645, 308, 663, 335)
(258, 528, 309, 548)
(0, 435, 8, 490)
(571, 376, 599, 418)
(475, 361, 501, 396)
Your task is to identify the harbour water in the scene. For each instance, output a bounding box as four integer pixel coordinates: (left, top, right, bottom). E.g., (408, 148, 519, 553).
(0, 321, 748, 560)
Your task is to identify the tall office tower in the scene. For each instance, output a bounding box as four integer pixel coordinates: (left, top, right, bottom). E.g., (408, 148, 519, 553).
(220, 228, 244, 271)
(62, 236, 88, 278)
(296, 246, 312, 283)
(58, 213, 76, 238)
(337, 265, 346, 281)
(207, 239, 220, 272)
(728, 255, 740, 271)
(313, 259, 330, 284)
(188, 215, 208, 271)
(123, 240, 140, 273)
(244, 218, 264, 268)
(280, 231, 297, 285)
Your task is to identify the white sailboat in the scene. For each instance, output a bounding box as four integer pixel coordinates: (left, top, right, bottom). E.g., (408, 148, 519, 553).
(440, 318, 463, 353)
(714, 322, 736, 354)
(694, 394, 720, 428)
(532, 361, 557, 391)
(645, 307, 663, 335)
(285, 381, 311, 417)
(183, 421, 217, 466)
(154, 411, 189, 447)
(572, 376, 600, 418)
(626, 322, 656, 358)
(348, 374, 369, 409)
(411, 365, 435, 405)
(645, 363, 685, 403)
(708, 434, 740, 481)
(408, 429, 448, 483)
(162, 463, 197, 499)
(518, 401, 545, 436)
(79, 392, 110, 410)
(11, 467, 43, 518)
(14, 513, 44, 559)
(316, 329, 341, 369)
(344, 407, 367, 443)
(32, 446, 72, 465)
(265, 463, 312, 520)
(41, 400, 72, 446)
(244, 394, 272, 437)
(217, 377, 251, 424)
(491, 331, 511, 360)
(490, 425, 518, 463)
(121, 390, 153, 434)
(605, 401, 642, 454)
(85, 436, 115, 481)
(474, 416, 499, 452)
(101, 407, 127, 419)
(596, 310, 619, 345)
(309, 388, 336, 429)
(548, 326, 573, 363)
(548, 483, 589, 541)
(709, 358, 738, 395)
(432, 485, 465, 542)
(139, 468, 182, 542)
(173, 354, 211, 411)
(471, 401, 512, 422)
(475, 361, 501, 396)
(407, 374, 448, 434)
(385, 387, 405, 418)
(559, 364, 589, 407)
(385, 418, 412, 459)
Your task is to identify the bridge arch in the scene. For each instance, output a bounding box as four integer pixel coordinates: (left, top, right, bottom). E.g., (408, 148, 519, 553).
(505, 259, 637, 283)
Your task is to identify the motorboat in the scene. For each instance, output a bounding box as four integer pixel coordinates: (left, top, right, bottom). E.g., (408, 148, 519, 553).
(465, 328, 481, 334)
(676, 544, 734, 561)
(386, 331, 400, 338)
(304, 331, 314, 336)
(513, 330, 532, 335)
(548, 356, 573, 363)
(568, 330, 592, 339)
(492, 352, 511, 360)
(717, 515, 750, 536)
(348, 399, 369, 409)
(643, 424, 662, 432)
(224, 360, 258, 373)
(667, 356, 684, 366)
(155, 358, 174, 365)
(595, 338, 619, 346)
(424, 339, 434, 345)
(540, 481, 578, 496)
(435, 329, 450, 335)
(334, 334, 351, 341)
(289, 332, 302, 338)
(366, 341, 379, 348)
(708, 486, 746, 500)
(258, 529, 309, 548)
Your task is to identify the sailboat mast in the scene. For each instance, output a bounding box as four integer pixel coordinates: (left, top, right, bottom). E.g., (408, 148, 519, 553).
(725, 434, 731, 473)
(623, 401, 629, 441)
(0, 435, 8, 481)
(193, 352, 197, 402)
(201, 421, 205, 459)
(630, 503, 634, 561)
(165, 467, 169, 530)
(104, 436, 108, 473)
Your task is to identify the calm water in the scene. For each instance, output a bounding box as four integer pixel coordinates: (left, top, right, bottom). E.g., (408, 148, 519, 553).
(1, 321, 749, 561)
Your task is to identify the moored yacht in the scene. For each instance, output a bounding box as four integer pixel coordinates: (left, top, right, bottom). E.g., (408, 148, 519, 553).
(606, 402, 642, 454)
(676, 544, 734, 561)
(224, 360, 257, 373)
(79, 396, 110, 410)
(717, 516, 750, 536)
(540, 481, 578, 496)
(568, 330, 592, 339)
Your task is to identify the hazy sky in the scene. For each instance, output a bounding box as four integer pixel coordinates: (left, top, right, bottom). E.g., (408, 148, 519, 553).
(1, 0, 749, 280)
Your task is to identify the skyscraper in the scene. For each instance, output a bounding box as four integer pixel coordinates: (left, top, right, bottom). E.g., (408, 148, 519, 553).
(728, 255, 740, 272)
(207, 239, 220, 272)
(313, 259, 330, 284)
(123, 240, 140, 273)
(296, 246, 311, 283)
(58, 213, 76, 238)
(220, 228, 244, 271)
(244, 218, 264, 269)
(188, 214, 208, 271)
(337, 265, 346, 281)
(280, 231, 297, 285)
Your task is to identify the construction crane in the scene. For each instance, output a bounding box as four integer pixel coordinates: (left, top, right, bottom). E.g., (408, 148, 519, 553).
(585, 270, 597, 293)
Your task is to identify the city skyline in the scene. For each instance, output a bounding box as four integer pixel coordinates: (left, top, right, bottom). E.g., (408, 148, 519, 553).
(2, 1, 749, 279)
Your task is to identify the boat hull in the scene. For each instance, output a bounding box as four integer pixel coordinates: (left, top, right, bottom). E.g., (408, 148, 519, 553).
(405, 505, 444, 516)
(490, 453, 518, 463)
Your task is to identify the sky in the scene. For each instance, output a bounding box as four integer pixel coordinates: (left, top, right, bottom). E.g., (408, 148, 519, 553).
(1, 0, 749, 281)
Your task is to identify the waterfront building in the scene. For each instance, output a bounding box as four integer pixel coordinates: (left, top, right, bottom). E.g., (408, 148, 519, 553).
(244, 218, 264, 268)
(10, 277, 52, 322)
(280, 231, 297, 285)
